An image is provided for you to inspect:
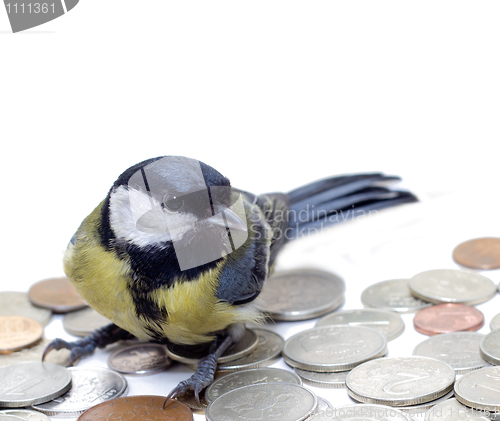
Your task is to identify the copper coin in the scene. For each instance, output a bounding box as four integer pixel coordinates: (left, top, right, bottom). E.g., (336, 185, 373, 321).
(77, 396, 193, 420)
(413, 303, 484, 336)
(28, 277, 87, 313)
(0, 316, 43, 353)
(453, 237, 500, 270)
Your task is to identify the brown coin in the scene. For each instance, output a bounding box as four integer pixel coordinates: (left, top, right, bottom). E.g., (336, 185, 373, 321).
(453, 237, 500, 270)
(413, 303, 484, 336)
(0, 316, 44, 353)
(29, 277, 87, 313)
(77, 396, 193, 421)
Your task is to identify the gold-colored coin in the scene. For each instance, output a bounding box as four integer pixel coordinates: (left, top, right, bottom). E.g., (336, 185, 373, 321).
(0, 316, 43, 353)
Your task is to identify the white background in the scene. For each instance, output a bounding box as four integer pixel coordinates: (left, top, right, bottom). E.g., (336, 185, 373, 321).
(1, 2, 500, 420)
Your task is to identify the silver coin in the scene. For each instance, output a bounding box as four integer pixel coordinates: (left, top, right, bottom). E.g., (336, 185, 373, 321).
(397, 390, 455, 414)
(480, 330, 500, 366)
(455, 366, 500, 412)
(206, 382, 317, 421)
(0, 416, 25, 421)
(217, 328, 284, 372)
(206, 367, 302, 403)
(283, 325, 387, 372)
(0, 292, 52, 326)
(361, 279, 432, 313)
(424, 397, 491, 421)
(255, 268, 345, 321)
(32, 367, 127, 417)
(315, 308, 405, 341)
(316, 396, 333, 412)
(174, 389, 209, 413)
(0, 339, 71, 368)
(307, 403, 413, 421)
(108, 343, 173, 375)
(346, 357, 455, 406)
(0, 362, 72, 407)
(294, 367, 348, 388)
(409, 269, 497, 305)
(0, 409, 51, 420)
(413, 332, 488, 374)
(167, 328, 258, 365)
(490, 313, 500, 331)
(62, 307, 111, 337)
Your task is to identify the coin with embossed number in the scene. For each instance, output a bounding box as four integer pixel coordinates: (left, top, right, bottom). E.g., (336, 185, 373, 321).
(480, 329, 500, 366)
(316, 309, 405, 341)
(206, 367, 302, 403)
(216, 328, 284, 372)
(307, 403, 413, 421)
(413, 304, 484, 336)
(0, 362, 72, 407)
(424, 397, 491, 421)
(346, 357, 455, 406)
(0, 409, 51, 420)
(255, 268, 345, 321)
(413, 332, 488, 374)
(0, 339, 71, 368)
(77, 395, 193, 420)
(409, 269, 496, 305)
(63, 307, 111, 337)
(283, 325, 387, 372)
(453, 237, 500, 270)
(294, 368, 349, 389)
(29, 277, 87, 313)
(32, 367, 127, 417)
(167, 328, 258, 365)
(361, 279, 432, 313)
(206, 383, 317, 421)
(454, 366, 500, 412)
(0, 316, 43, 353)
(108, 343, 173, 375)
(0, 292, 52, 326)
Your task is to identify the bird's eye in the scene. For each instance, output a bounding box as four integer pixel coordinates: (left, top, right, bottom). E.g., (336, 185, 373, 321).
(163, 194, 184, 212)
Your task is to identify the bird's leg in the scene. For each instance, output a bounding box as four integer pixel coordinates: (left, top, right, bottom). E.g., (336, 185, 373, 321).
(42, 323, 134, 366)
(165, 324, 246, 407)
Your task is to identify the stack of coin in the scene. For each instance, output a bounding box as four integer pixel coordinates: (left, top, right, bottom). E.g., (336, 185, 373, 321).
(255, 268, 345, 321)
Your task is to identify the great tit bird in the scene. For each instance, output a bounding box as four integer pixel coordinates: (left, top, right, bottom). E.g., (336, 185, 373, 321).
(43, 155, 416, 403)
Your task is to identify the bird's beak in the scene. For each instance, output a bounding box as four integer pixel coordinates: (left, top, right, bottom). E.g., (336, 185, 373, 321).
(210, 207, 247, 232)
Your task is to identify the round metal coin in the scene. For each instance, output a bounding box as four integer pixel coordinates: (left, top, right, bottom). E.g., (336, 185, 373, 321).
(294, 367, 348, 388)
(63, 307, 111, 337)
(167, 328, 258, 365)
(206, 383, 317, 421)
(0, 362, 72, 407)
(409, 269, 496, 305)
(453, 237, 500, 270)
(0, 292, 52, 326)
(307, 404, 413, 421)
(346, 356, 455, 406)
(216, 328, 284, 372)
(361, 279, 432, 314)
(454, 366, 500, 412)
(32, 367, 127, 417)
(108, 343, 173, 375)
(491, 313, 500, 331)
(424, 397, 491, 421)
(0, 409, 51, 420)
(480, 329, 500, 366)
(0, 339, 71, 368)
(315, 308, 405, 341)
(413, 303, 484, 336)
(398, 390, 455, 414)
(413, 332, 488, 374)
(283, 325, 387, 372)
(0, 316, 43, 353)
(255, 268, 345, 321)
(28, 277, 87, 313)
(174, 389, 209, 414)
(0, 416, 24, 421)
(77, 395, 193, 420)
(206, 367, 302, 403)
